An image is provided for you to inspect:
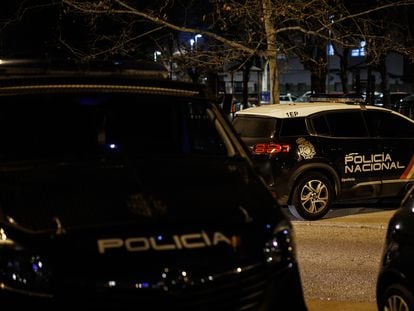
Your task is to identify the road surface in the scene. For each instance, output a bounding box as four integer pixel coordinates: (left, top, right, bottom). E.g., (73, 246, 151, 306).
(288, 205, 397, 311)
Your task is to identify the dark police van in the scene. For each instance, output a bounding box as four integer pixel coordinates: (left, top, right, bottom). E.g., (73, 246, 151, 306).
(233, 101, 414, 220)
(0, 59, 307, 310)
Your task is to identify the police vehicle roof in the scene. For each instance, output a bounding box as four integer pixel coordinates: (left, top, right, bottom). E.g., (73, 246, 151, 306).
(0, 58, 205, 98)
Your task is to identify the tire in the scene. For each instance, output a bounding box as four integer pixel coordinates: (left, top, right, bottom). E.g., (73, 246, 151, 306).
(379, 283, 414, 311)
(291, 172, 333, 220)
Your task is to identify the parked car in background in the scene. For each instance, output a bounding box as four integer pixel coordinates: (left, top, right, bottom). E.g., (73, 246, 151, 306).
(295, 92, 365, 104)
(233, 101, 414, 220)
(377, 91, 410, 108)
(376, 185, 414, 311)
(363, 91, 382, 106)
(279, 93, 298, 103)
(294, 91, 312, 103)
(391, 94, 414, 119)
(308, 93, 365, 103)
(0, 59, 307, 310)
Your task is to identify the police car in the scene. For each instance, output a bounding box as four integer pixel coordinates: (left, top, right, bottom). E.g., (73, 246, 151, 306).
(233, 101, 414, 220)
(0, 59, 307, 310)
(377, 185, 414, 311)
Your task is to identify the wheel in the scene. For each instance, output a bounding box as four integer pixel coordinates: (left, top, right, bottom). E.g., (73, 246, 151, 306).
(379, 283, 414, 311)
(287, 204, 305, 220)
(291, 172, 333, 220)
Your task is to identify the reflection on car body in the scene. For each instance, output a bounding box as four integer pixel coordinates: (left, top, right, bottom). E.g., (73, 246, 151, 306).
(233, 101, 414, 220)
(0, 59, 307, 310)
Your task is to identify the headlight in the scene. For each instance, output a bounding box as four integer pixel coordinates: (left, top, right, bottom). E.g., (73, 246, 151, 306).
(264, 220, 296, 265)
(0, 227, 52, 297)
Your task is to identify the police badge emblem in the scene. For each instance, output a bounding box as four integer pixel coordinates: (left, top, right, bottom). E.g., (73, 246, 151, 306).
(296, 137, 316, 159)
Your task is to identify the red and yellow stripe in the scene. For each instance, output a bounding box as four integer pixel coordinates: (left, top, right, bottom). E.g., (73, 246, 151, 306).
(400, 155, 414, 179)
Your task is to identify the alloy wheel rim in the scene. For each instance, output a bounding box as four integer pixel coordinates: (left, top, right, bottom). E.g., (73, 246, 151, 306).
(385, 295, 410, 311)
(300, 179, 329, 214)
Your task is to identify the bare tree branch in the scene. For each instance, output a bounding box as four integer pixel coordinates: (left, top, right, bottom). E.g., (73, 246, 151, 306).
(59, 0, 414, 103)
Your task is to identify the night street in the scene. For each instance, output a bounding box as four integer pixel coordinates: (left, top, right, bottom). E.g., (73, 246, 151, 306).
(2, 1, 414, 310)
(289, 205, 397, 310)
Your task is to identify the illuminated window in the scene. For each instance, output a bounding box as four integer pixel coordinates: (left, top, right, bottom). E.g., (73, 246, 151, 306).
(327, 43, 334, 56)
(351, 41, 366, 57)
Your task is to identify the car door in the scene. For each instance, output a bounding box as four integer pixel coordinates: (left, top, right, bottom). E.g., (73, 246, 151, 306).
(309, 110, 383, 200)
(363, 109, 414, 197)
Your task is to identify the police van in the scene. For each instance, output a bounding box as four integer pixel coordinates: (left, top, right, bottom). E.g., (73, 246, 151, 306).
(233, 101, 414, 220)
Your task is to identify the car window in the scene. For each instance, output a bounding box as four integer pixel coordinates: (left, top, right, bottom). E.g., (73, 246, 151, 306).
(364, 110, 414, 138)
(310, 114, 331, 136)
(0, 93, 229, 160)
(279, 118, 308, 137)
(311, 111, 368, 137)
(233, 116, 276, 138)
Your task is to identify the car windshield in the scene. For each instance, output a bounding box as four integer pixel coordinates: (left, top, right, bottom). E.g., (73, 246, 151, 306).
(0, 92, 229, 160)
(0, 91, 249, 229)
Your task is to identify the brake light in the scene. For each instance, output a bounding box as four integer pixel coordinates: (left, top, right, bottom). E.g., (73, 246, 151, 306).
(253, 143, 290, 155)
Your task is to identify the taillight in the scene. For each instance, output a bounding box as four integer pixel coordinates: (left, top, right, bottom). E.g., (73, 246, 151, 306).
(253, 143, 290, 155)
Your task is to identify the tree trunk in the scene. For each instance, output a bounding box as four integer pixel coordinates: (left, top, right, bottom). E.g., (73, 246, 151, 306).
(378, 58, 390, 109)
(242, 58, 254, 108)
(262, 0, 279, 104)
(339, 48, 350, 93)
(302, 43, 327, 94)
(311, 72, 326, 94)
(366, 66, 373, 105)
(204, 71, 218, 100)
(242, 66, 250, 109)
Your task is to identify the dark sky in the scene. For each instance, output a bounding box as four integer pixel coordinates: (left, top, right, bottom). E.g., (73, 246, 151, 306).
(0, 1, 62, 57)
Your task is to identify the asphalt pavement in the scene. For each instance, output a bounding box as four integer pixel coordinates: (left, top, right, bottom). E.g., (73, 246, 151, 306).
(288, 206, 397, 311)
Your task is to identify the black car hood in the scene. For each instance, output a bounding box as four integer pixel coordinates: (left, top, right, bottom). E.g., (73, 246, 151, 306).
(0, 156, 285, 291)
(0, 155, 276, 230)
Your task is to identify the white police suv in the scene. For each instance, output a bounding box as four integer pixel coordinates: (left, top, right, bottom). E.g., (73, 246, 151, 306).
(233, 101, 414, 220)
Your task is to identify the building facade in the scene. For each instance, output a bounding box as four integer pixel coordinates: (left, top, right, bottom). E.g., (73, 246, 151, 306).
(218, 49, 413, 105)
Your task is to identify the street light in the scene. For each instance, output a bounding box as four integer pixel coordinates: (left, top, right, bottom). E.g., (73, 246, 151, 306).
(153, 51, 161, 62)
(195, 34, 202, 45)
(190, 34, 202, 51)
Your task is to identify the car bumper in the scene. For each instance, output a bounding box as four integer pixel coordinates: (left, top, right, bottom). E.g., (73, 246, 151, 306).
(1, 262, 307, 310)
